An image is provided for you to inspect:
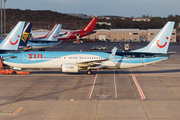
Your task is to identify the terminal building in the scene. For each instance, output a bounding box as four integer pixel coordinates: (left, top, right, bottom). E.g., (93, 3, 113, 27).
(85, 29, 177, 42)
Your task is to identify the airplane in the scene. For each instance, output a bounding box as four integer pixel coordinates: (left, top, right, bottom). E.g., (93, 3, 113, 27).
(0, 22, 31, 45)
(0, 23, 62, 50)
(0, 22, 31, 50)
(2, 21, 175, 75)
(31, 17, 98, 41)
(0, 21, 32, 74)
(24, 24, 62, 50)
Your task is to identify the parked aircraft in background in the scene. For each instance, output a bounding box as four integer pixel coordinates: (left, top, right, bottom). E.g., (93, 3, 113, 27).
(25, 24, 62, 50)
(0, 21, 25, 54)
(0, 22, 31, 50)
(0, 21, 31, 74)
(31, 17, 98, 41)
(0, 23, 62, 50)
(18, 22, 32, 50)
(3, 22, 175, 74)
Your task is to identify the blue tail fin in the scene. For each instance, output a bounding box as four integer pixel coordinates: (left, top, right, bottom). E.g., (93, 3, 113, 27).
(37, 24, 62, 41)
(19, 22, 32, 47)
(38, 24, 58, 39)
(0, 21, 25, 50)
(132, 21, 175, 53)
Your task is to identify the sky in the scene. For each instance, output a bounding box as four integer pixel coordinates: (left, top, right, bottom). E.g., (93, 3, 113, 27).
(4, 0, 180, 17)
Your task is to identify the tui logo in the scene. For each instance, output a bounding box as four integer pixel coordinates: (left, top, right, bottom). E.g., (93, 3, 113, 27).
(156, 37, 169, 48)
(9, 35, 20, 45)
(52, 32, 59, 38)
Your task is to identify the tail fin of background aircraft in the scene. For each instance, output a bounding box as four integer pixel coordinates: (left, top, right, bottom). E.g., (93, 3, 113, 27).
(132, 21, 175, 53)
(38, 24, 62, 41)
(19, 22, 32, 47)
(80, 17, 98, 32)
(0, 21, 25, 50)
(39, 24, 58, 39)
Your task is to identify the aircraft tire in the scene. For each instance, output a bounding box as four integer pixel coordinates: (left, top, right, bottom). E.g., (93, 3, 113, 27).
(12, 71, 17, 74)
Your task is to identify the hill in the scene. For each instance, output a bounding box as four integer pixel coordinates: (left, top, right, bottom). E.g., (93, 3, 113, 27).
(5, 9, 92, 32)
(2, 9, 177, 33)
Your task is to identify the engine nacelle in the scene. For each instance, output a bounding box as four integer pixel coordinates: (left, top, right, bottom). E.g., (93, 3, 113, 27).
(61, 64, 79, 73)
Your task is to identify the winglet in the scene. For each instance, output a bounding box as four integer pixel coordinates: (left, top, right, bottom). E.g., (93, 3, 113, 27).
(108, 47, 118, 60)
(0, 21, 25, 50)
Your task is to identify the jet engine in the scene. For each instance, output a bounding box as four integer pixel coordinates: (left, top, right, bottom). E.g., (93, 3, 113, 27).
(61, 64, 79, 73)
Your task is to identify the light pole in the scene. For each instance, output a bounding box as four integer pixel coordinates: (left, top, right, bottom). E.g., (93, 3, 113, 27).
(4, 0, 6, 35)
(1, 0, 2, 39)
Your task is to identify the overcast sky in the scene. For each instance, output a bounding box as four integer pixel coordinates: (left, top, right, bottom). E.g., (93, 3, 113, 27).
(4, 0, 180, 17)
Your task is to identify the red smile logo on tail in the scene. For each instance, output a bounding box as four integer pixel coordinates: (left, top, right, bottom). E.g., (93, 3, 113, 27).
(156, 37, 169, 48)
(52, 32, 59, 38)
(9, 35, 20, 45)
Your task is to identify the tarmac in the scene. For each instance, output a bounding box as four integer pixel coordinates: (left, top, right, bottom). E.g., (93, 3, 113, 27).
(0, 42, 180, 120)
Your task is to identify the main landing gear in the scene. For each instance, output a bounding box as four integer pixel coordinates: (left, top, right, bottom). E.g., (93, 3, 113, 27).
(87, 70, 92, 75)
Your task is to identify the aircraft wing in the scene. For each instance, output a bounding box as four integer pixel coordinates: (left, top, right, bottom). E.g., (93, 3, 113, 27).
(2, 56, 17, 60)
(74, 47, 118, 66)
(76, 59, 109, 66)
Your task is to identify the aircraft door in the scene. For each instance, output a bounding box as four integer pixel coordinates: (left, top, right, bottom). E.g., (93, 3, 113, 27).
(141, 54, 145, 63)
(23, 53, 27, 62)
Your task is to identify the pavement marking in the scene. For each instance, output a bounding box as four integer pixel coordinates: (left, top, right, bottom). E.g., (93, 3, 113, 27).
(13, 107, 23, 115)
(0, 107, 23, 115)
(129, 68, 146, 100)
(113, 69, 118, 99)
(87, 70, 98, 99)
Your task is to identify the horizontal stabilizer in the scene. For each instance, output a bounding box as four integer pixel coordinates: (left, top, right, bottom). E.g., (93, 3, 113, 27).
(154, 51, 176, 57)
